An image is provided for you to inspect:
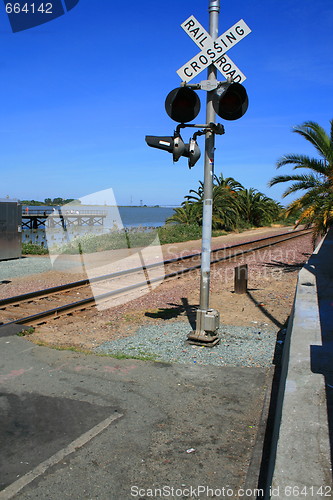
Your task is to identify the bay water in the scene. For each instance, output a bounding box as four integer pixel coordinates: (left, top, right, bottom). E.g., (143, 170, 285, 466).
(22, 205, 176, 246)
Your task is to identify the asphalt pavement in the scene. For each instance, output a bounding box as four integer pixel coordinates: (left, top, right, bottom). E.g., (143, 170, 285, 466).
(0, 324, 273, 500)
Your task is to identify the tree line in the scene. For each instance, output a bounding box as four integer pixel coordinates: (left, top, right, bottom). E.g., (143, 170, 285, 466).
(21, 197, 79, 206)
(168, 119, 333, 241)
(167, 174, 283, 230)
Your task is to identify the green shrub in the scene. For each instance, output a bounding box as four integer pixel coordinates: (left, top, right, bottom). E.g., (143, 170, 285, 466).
(22, 243, 48, 255)
(157, 223, 202, 244)
(50, 228, 158, 254)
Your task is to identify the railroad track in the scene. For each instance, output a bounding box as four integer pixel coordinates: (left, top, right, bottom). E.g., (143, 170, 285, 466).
(0, 228, 311, 329)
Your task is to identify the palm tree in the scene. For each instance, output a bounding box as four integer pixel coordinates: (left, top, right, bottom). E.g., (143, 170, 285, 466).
(184, 181, 204, 203)
(236, 188, 281, 227)
(268, 120, 333, 238)
(213, 173, 244, 192)
(212, 188, 240, 230)
(180, 177, 239, 229)
(185, 175, 243, 204)
(171, 174, 281, 230)
(166, 201, 202, 225)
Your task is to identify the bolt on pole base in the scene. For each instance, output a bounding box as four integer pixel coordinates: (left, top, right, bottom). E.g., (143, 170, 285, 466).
(187, 308, 220, 347)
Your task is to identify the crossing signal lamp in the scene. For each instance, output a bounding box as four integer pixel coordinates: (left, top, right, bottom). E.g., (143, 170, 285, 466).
(212, 82, 248, 121)
(165, 87, 200, 123)
(145, 133, 185, 162)
(187, 137, 201, 168)
(145, 132, 201, 168)
(145, 82, 248, 167)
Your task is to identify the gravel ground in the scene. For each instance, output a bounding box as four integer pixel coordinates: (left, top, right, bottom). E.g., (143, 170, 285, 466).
(0, 226, 303, 286)
(2, 226, 314, 370)
(0, 256, 53, 280)
(0, 255, 86, 282)
(94, 321, 283, 367)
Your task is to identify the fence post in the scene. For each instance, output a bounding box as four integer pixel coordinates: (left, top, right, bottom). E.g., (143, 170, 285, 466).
(234, 264, 248, 294)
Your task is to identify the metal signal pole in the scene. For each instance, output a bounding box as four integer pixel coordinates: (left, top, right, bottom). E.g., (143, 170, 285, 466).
(188, 0, 220, 346)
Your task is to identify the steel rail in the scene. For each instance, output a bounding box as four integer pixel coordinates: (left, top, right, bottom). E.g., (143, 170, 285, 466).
(0, 228, 311, 327)
(0, 230, 310, 327)
(0, 228, 310, 308)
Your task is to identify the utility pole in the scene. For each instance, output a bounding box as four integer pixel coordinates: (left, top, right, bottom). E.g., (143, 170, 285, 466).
(187, 0, 220, 346)
(145, 0, 250, 345)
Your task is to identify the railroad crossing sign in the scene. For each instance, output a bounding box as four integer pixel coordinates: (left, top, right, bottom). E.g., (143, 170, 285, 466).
(177, 15, 251, 83)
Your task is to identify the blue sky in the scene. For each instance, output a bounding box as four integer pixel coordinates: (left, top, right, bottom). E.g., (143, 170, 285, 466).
(1, 0, 333, 207)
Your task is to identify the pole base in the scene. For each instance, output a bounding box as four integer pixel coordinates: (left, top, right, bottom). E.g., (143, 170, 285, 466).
(187, 308, 220, 346)
(187, 331, 220, 347)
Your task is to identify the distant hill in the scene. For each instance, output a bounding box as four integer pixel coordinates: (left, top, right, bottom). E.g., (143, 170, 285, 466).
(21, 198, 78, 206)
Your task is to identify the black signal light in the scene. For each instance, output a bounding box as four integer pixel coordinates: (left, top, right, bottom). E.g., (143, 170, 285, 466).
(165, 87, 201, 123)
(212, 82, 248, 121)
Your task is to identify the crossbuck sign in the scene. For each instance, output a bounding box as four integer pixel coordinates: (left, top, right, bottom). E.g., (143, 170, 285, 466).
(177, 15, 251, 83)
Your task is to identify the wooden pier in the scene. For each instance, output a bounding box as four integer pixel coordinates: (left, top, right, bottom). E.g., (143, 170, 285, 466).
(22, 209, 107, 230)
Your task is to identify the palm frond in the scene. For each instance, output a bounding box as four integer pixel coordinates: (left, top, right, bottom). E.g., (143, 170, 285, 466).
(276, 154, 329, 175)
(268, 173, 321, 191)
(293, 121, 331, 161)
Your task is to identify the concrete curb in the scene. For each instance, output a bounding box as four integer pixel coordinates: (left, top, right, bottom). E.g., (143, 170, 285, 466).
(265, 228, 333, 498)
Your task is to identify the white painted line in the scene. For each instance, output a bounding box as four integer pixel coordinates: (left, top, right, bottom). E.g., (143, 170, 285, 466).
(0, 412, 123, 500)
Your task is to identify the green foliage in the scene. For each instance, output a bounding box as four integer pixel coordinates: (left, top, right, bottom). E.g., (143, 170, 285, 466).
(50, 228, 158, 254)
(20, 200, 46, 206)
(21, 198, 78, 206)
(21, 176, 284, 258)
(22, 242, 48, 255)
(274, 207, 302, 226)
(21, 225, 229, 256)
(167, 174, 281, 232)
(107, 352, 158, 361)
(17, 327, 34, 336)
(269, 119, 333, 238)
(158, 223, 203, 244)
(236, 188, 281, 227)
(166, 202, 202, 225)
(49, 197, 78, 205)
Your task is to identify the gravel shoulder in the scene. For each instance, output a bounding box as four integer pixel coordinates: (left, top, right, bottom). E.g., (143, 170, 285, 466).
(5, 225, 314, 366)
(0, 226, 315, 500)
